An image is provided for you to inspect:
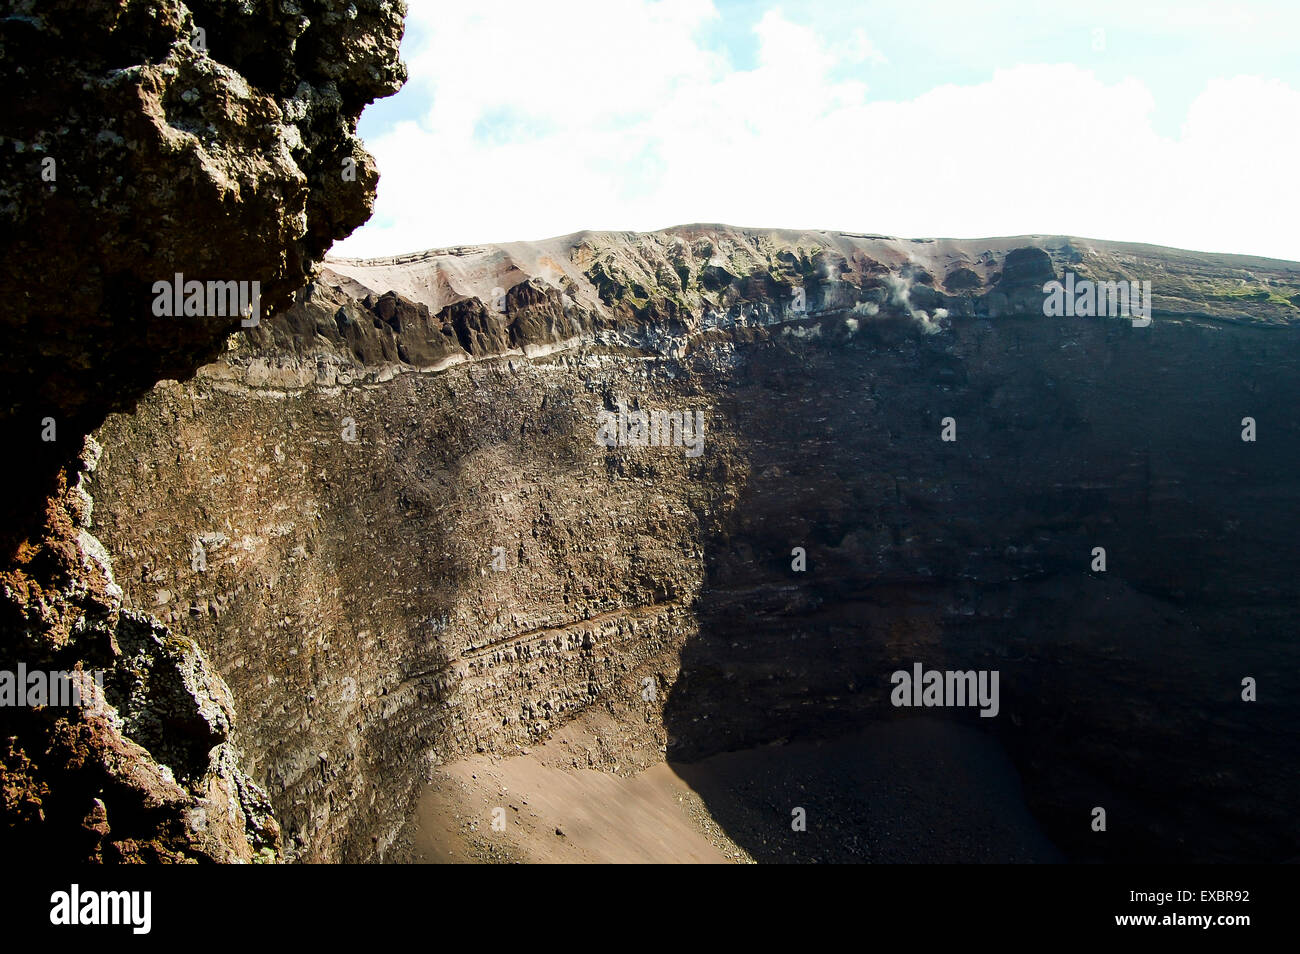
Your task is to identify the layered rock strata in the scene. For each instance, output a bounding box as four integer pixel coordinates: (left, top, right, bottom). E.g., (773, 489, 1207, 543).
(86, 227, 1300, 861)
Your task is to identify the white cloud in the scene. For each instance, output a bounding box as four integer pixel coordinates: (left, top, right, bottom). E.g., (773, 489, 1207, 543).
(335, 0, 1300, 262)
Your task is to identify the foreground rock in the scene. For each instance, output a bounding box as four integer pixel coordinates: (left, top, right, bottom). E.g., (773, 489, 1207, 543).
(0, 0, 405, 861)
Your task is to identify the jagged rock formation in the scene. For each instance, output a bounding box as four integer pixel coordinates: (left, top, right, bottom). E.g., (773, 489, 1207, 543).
(0, 0, 405, 861)
(0, 0, 406, 458)
(86, 226, 1300, 861)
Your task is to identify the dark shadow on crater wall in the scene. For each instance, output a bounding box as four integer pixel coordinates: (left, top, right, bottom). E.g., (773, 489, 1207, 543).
(663, 310, 1300, 863)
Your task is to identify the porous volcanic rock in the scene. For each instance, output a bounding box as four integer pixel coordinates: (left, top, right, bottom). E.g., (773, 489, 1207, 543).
(0, 0, 405, 862)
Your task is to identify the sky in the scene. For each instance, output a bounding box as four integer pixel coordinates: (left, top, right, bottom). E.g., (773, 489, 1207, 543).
(332, 0, 1300, 261)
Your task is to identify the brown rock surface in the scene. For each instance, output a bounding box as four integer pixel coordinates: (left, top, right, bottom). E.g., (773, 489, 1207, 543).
(0, 0, 405, 861)
(87, 226, 1300, 862)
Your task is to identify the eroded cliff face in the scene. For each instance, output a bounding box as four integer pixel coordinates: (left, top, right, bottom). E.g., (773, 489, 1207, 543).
(0, 0, 405, 861)
(86, 227, 1300, 862)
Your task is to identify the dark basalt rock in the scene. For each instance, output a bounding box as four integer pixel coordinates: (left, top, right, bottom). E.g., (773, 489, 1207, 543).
(944, 266, 983, 291)
(998, 246, 1057, 288)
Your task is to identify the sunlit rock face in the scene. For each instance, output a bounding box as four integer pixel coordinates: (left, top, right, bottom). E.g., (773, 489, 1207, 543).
(88, 227, 1300, 861)
(0, 0, 405, 862)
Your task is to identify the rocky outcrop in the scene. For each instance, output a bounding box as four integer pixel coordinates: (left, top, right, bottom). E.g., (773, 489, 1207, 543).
(1, 437, 281, 861)
(0, 0, 405, 861)
(1, 0, 406, 462)
(86, 226, 1300, 861)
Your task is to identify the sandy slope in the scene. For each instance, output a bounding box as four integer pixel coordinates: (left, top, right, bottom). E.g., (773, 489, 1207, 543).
(404, 758, 743, 864)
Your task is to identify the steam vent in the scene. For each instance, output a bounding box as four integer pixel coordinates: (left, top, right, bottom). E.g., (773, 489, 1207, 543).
(2, 0, 1298, 874)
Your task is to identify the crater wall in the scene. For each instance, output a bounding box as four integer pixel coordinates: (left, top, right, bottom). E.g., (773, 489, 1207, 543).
(88, 229, 1300, 861)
